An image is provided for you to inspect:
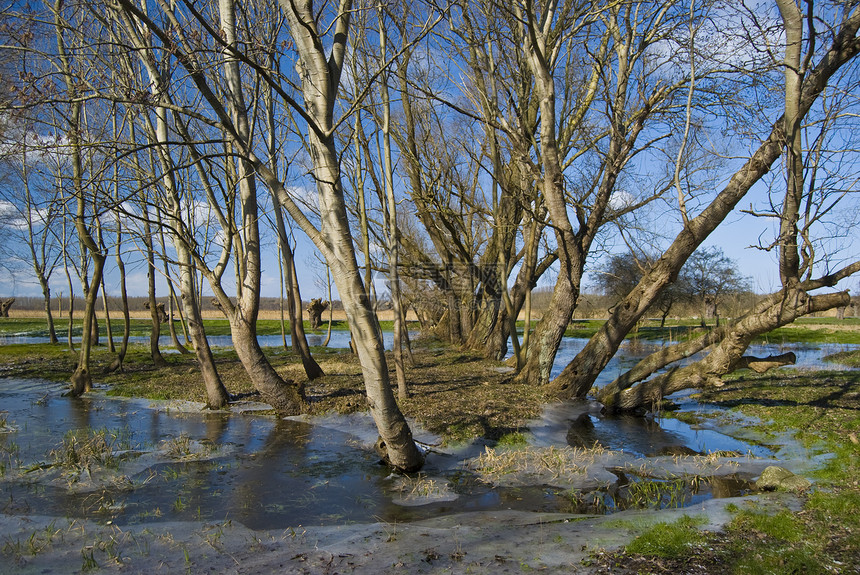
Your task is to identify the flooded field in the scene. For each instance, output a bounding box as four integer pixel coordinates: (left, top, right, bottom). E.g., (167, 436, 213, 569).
(0, 338, 852, 573)
(0, 373, 816, 531)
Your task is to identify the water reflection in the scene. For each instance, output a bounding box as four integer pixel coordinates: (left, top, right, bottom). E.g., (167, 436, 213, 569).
(0, 376, 776, 529)
(533, 400, 773, 458)
(0, 332, 847, 529)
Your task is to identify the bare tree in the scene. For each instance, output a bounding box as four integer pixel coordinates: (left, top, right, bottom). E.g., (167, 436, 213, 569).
(50, 0, 108, 396)
(578, 2, 860, 409)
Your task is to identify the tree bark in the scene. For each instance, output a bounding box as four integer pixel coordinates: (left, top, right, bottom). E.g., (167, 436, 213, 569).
(217, 0, 305, 413)
(55, 4, 104, 396)
(143, 214, 168, 368)
(599, 289, 850, 412)
(379, 9, 407, 399)
(552, 8, 860, 399)
(277, 0, 423, 471)
(157, 219, 190, 354)
(106, 207, 130, 374)
(284, 240, 324, 379)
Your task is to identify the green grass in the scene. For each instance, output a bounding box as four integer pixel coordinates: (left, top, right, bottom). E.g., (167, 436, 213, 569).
(754, 326, 860, 344)
(701, 369, 860, 573)
(624, 515, 707, 558)
(0, 317, 355, 338)
(824, 349, 860, 367)
(725, 509, 827, 575)
(601, 368, 860, 573)
(495, 431, 529, 448)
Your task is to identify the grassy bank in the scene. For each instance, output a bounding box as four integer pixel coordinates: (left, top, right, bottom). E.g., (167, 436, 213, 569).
(5, 313, 859, 343)
(558, 316, 860, 344)
(0, 316, 356, 338)
(594, 353, 860, 574)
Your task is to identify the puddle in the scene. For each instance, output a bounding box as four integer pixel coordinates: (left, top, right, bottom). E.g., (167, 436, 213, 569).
(0, 376, 809, 535)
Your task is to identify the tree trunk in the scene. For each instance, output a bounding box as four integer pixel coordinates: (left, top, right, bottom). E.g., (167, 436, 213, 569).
(323, 264, 333, 346)
(100, 275, 115, 353)
(39, 276, 58, 344)
(143, 216, 168, 368)
(285, 240, 324, 379)
(378, 12, 407, 399)
(599, 289, 850, 412)
(177, 243, 230, 409)
(277, 0, 424, 471)
(513, 53, 582, 387)
(62, 216, 75, 352)
(55, 20, 103, 395)
(279, 241, 288, 349)
(551, 8, 860, 400)
(106, 212, 130, 374)
(158, 221, 190, 354)
(217, 0, 306, 414)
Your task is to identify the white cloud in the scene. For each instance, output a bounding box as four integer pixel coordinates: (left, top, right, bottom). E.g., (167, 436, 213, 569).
(609, 191, 635, 211)
(0, 200, 49, 231)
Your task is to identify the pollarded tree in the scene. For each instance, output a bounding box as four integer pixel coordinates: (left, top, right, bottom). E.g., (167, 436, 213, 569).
(509, 0, 697, 389)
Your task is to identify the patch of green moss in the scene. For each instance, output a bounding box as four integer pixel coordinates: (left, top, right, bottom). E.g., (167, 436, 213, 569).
(495, 431, 529, 448)
(624, 515, 706, 558)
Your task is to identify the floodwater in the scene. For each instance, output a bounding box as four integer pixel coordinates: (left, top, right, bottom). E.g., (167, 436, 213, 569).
(549, 337, 858, 382)
(0, 377, 810, 531)
(0, 335, 854, 532)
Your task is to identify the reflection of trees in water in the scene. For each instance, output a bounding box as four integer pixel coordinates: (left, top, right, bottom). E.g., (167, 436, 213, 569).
(228, 419, 314, 522)
(566, 412, 673, 455)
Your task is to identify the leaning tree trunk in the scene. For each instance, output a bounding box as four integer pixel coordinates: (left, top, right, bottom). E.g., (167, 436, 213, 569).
(146, 109, 230, 407)
(158, 220, 190, 354)
(598, 288, 850, 412)
(551, 8, 860, 400)
(276, 0, 424, 471)
(269, 127, 423, 468)
(284, 239, 324, 379)
(177, 242, 230, 409)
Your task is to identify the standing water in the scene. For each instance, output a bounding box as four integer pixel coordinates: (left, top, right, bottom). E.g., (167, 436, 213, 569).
(1, 336, 850, 529)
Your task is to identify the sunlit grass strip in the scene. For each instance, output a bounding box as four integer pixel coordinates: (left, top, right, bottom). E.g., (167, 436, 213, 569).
(625, 515, 707, 558)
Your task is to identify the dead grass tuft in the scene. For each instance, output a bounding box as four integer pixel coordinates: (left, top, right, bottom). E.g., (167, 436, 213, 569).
(471, 444, 607, 485)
